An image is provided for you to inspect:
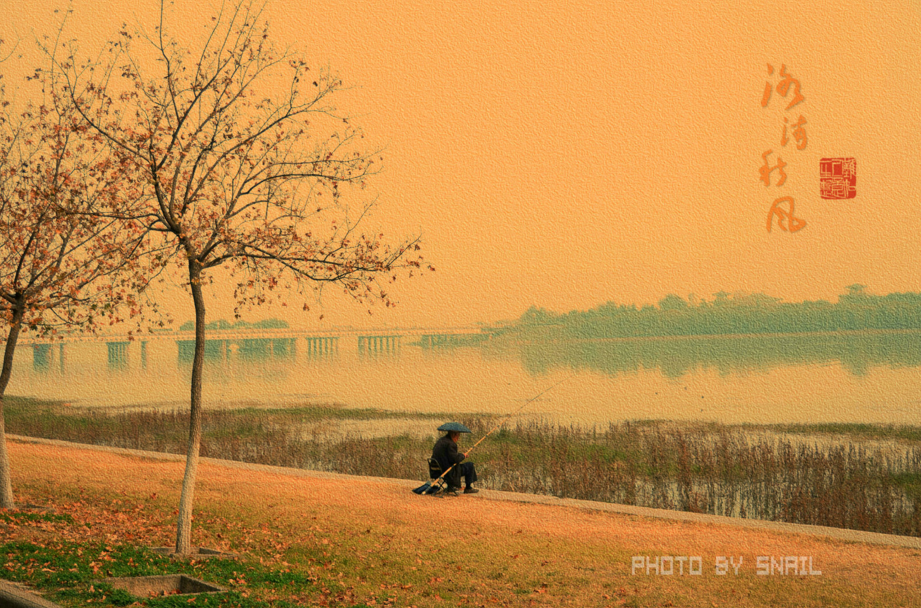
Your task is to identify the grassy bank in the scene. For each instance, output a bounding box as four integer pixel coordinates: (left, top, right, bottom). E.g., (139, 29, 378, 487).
(5, 440, 921, 607)
(2, 533, 317, 608)
(5, 397, 921, 537)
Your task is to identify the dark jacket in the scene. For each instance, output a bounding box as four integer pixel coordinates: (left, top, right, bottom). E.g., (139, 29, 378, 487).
(432, 434, 465, 487)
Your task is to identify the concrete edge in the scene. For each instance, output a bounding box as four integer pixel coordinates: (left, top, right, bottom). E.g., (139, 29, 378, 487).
(0, 579, 63, 608)
(9, 434, 921, 551)
(101, 574, 228, 596)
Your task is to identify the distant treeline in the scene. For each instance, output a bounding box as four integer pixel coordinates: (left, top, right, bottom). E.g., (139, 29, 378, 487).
(515, 332, 921, 378)
(511, 286, 921, 339)
(178, 318, 289, 332)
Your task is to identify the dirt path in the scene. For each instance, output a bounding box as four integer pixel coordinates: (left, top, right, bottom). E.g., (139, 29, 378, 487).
(6, 437, 921, 607)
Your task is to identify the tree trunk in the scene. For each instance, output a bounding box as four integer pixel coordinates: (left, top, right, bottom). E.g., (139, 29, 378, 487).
(175, 260, 206, 554)
(0, 303, 26, 510)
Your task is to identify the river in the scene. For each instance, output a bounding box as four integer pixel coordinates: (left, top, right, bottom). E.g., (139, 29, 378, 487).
(8, 330, 921, 426)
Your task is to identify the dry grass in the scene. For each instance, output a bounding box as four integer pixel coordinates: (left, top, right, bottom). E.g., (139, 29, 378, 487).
(5, 439, 921, 607)
(7, 400, 920, 537)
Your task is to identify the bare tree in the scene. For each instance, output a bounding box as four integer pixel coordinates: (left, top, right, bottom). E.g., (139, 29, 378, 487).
(51, 0, 426, 554)
(0, 70, 153, 510)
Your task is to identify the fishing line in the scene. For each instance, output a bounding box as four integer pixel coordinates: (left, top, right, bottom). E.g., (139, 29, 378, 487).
(424, 373, 574, 492)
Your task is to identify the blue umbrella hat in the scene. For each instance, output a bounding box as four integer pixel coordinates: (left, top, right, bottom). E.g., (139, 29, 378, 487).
(437, 422, 472, 433)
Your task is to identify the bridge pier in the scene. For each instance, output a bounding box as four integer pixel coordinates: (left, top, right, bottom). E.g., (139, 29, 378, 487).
(106, 341, 130, 370)
(32, 344, 51, 371)
(31, 342, 69, 372)
(305, 336, 338, 357)
(357, 335, 401, 355)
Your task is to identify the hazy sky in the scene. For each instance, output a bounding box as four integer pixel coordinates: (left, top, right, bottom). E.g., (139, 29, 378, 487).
(4, 1, 920, 329)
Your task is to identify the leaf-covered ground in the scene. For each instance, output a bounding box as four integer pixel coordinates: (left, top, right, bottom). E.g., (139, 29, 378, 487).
(3, 439, 920, 607)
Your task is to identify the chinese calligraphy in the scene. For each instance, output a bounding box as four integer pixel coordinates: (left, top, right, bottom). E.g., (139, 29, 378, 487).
(766, 197, 806, 233)
(781, 116, 807, 150)
(775, 65, 805, 110)
(759, 150, 787, 186)
(760, 63, 807, 233)
(762, 64, 805, 111)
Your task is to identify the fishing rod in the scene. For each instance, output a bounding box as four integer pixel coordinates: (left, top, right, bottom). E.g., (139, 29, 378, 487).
(415, 374, 573, 495)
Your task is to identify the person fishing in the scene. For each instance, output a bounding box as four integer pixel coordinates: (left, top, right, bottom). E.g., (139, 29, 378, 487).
(414, 377, 572, 497)
(432, 422, 479, 495)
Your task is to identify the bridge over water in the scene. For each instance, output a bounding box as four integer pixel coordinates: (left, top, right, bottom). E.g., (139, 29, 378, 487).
(15, 325, 491, 344)
(14, 326, 499, 371)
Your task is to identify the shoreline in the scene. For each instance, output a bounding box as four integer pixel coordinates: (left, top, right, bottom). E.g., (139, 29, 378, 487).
(8, 433, 921, 550)
(9, 394, 921, 441)
(6, 397, 921, 539)
(494, 326, 921, 346)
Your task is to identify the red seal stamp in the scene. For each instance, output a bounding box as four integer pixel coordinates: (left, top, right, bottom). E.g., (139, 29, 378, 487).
(820, 158, 856, 199)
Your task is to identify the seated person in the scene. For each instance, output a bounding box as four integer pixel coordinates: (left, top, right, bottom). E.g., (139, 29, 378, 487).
(432, 427, 479, 495)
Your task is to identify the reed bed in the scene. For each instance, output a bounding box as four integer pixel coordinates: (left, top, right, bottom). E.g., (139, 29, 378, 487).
(6, 399, 920, 537)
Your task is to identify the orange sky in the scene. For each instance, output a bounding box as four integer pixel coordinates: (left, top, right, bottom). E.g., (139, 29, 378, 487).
(4, 1, 920, 329)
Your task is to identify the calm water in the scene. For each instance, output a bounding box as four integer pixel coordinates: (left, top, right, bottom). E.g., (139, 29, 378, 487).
(8, 331, 921, 426)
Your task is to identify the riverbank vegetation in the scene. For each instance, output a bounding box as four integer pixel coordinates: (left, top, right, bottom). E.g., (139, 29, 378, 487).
(502, 329, 921, 378)
(7, 397, 920, 538)
(505, 285, 921, 341)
